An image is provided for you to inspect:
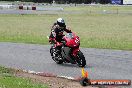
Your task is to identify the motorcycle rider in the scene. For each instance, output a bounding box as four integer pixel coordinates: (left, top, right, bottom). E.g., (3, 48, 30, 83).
(49, 18, 72, 56)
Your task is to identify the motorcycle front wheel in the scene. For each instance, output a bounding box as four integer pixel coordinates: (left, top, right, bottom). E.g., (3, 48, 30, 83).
(50, 46, 63, 64)
(76, 51, 86, 67)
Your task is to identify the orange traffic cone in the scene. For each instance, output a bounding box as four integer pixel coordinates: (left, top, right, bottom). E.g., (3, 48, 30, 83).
(81, 67, 88, 78)
(80, 67, 90, 86)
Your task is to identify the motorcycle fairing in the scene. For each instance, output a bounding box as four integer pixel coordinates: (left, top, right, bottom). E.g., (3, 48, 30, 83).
(61, 46, 75, 63)
(63, 33, 80, 48)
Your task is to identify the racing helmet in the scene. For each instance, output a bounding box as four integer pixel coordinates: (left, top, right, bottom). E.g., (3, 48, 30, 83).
(57, 18, 66, 28)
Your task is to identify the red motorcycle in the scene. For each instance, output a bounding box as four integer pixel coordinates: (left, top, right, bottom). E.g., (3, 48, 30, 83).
(50, 32, 86, 67)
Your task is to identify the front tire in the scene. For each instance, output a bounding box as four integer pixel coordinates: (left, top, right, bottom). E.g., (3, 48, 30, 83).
(76, 51, 86, 67)
(50, 46, 63, 64)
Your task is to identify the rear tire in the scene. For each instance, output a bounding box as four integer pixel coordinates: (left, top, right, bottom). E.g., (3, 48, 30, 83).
(76, 51, 86, 67)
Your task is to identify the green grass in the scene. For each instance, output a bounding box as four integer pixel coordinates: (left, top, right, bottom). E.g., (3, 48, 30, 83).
(68, 14, 132, 50)
(0, 6, 132, 50)
(64, 5, 132, 15)
(0, 66, 14, 75)
(0, 66, 48, 88)
(0, 76, 48, 88)
(64, 5, 132, 11)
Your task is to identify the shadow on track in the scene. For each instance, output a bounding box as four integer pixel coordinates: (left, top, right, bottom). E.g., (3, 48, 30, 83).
(58, 63, 93, 68)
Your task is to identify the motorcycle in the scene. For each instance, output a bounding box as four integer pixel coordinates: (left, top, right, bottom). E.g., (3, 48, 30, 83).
(49, 32, 86, 67)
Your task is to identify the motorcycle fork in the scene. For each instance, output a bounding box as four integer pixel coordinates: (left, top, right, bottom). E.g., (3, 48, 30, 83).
(71, 47, 80, 58)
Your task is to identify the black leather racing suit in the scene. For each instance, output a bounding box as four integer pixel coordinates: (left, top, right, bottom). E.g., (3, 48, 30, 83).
(49, 23, 72, 56)
(49, 23, 71, 44)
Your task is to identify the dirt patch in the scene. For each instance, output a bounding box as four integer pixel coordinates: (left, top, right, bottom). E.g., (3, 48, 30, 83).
(14, 70, 99, 88)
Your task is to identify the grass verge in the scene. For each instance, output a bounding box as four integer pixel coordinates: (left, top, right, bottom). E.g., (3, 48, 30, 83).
(0, 6, 132, 50)
(0, 66, 48, 88)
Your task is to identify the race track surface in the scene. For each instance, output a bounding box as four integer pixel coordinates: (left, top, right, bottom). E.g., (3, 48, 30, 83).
(1, 9, 132, 15)
(0, 42, 132, 81)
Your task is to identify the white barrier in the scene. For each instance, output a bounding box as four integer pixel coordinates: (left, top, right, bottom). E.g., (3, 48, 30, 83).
(18, 5, 63, 11)
(0, 4, 63, 11)
(18, 5, 36, 10)
(0, 5, 14, 9)
(36, 7, 63, 11)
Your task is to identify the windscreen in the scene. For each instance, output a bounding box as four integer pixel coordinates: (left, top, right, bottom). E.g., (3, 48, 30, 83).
(65, 33, 74, 39)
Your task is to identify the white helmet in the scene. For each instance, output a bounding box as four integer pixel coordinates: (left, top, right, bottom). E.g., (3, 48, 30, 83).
(57, 18, 66, 27)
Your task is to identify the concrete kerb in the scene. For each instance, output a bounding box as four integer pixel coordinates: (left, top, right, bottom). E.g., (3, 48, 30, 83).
(23, 70, 100, 87)
(23, 69, 82, 81)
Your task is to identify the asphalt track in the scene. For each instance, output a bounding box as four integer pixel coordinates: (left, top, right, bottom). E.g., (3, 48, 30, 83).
(0, 9, 132, 15)
(0, 42, 132, 82)
(0, 9, 86, 15)
(0, 10, 36, 14)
